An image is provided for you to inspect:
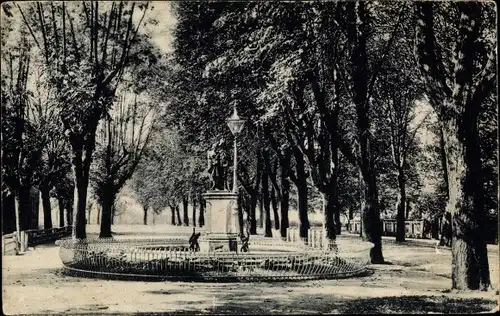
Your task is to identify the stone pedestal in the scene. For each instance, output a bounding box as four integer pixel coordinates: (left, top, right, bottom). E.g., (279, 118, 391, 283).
(199, 190, 239, 252)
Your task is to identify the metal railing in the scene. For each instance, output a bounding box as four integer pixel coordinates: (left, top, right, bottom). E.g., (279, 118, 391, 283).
(57, 236, 369, 282)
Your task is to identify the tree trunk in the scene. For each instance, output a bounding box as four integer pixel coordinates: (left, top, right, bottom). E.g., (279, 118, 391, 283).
(95, 205, 99, 225)
(438, 126, 452, 246)
(74, 169, 89, 239)
(41, 184, 53, 230)
(271, 185, 280, 231)
(87, 203, 92, 225)
(396, 169, 406, 242)
(111, 205, 116, 225)
(333, 163, 341, 235)
(262, 170, 272, 237)
(431, 217, 440, 239)
(258, 194, 264, 229)
(143, 205, 148, 225)
(444, 124, 490, 290)
(170, 205, 176, 225)
(2, 193, 16, 234)
(279, 158, 291, 239)
(297, 185, 310, 240)
(192, 197, 197, 227)
(440, 212, 452, 247)
(237, 193, 245, 237)
(358, 168, 364, 238)
(346, 0, 384, 264)
(245, 193, 252, 233)
(334, 207, 341, 235)
(297, 183, 309, 240)
(29, 186, 40, 229)
(249, 190, 258, 234)
(66, 206, 73, 226)
(18, 186, 32, 230)
(58, 197, 65, 227)
(99, 194, 114, 238)
(279, 185, 289, 239)
(182, 196, 189, 226)
(175, 205, 181, 226)
(361, 172, 384, 263)
(64, 182, 75, 227)
(323, 150, 340, 247)
(295, 151, 309, 240)
(198, 195, 205, 227)
(323, 187, 338, 250)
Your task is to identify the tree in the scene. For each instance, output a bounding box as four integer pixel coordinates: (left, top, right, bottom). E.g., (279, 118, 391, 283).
(17, 1, 154, 238)
(53, 170, 74, 227)
(131, 164, 153, 225)
(415, 1, 495, 290)
(182, 196, 189, 226)
(91, 93, 154, 237)
(200, 2, 341, 245)
(0, 13, 49, 232)
(261, 147, 273, 237)
(131, 126, 208, 229)
(333, 1, 412, 263)
(132, 153, 163, 225)
(418, 118, 452, 244)
(29, 77, 74, 230)
(267, 131, 292, 239)
(375, 69, 427, 241)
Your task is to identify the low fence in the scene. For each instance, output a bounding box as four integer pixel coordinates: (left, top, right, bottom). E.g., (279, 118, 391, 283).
(348, 220, 428, 239)
(2, 226, 72, 256)
(57, 237, 368, 282)
(286, 227, 326, 249)
(25, 226, 73, 247)
(2, 232, 19, 255)
(285, 220, 429, 249)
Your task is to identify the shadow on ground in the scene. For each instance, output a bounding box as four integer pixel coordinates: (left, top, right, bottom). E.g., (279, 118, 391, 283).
(3, 268, 84, 286)
(133, 295, 496, 314)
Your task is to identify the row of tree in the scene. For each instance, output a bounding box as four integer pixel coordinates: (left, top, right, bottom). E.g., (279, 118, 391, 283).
(145, 1, 494, 291)
(1, 1, 496, 291)
(1, 2, 163, 238)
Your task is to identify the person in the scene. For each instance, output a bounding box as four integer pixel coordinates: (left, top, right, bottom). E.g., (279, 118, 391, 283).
(240, 210, 250, 252)
(189, 227, 200, 252)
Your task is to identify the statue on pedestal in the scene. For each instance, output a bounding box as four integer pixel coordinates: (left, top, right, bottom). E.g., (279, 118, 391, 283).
(206, 139, 229, 191)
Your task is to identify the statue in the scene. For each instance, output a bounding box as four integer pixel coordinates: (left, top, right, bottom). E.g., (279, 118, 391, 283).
(206, 139, 229, 190)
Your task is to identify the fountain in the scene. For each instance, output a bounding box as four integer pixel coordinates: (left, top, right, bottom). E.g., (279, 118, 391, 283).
(56, 107, 369, 282)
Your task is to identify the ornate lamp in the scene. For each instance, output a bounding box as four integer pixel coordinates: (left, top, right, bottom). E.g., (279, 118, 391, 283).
(226, 105, 245, 192)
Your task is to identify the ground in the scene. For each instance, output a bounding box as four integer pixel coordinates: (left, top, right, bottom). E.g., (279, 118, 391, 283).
(2, 225, 499, 315)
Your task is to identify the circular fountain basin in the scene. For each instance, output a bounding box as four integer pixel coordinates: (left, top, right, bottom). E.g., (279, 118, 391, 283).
(57, 237, 368, 282)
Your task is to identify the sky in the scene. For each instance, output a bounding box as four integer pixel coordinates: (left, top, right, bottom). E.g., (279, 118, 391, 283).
(139, 1, 177, 55)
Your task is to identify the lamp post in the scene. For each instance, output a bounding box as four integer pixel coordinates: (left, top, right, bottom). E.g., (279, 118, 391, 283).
(226, 105, 245, 193)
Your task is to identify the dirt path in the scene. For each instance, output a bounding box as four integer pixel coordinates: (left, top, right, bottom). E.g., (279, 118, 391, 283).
(2, 236, 498, 314)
